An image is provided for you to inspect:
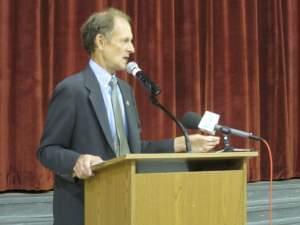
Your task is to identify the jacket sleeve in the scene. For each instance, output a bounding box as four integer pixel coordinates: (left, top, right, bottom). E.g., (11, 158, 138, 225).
(141, 139, 174, 153)
(37, 81, 80, 182)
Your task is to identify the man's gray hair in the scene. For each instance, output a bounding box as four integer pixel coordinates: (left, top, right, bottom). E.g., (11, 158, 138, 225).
(80, 8, 131, 54)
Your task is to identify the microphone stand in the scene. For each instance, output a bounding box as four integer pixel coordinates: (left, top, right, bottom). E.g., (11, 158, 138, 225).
(149, 95, 192, 152)
(222, 134, 234, 152)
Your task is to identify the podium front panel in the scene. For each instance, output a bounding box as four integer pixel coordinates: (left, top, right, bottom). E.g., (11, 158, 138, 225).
(134, 169, 245, 225)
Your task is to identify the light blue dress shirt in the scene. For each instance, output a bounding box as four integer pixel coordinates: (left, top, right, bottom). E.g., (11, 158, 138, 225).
(89, 59, 128, 143)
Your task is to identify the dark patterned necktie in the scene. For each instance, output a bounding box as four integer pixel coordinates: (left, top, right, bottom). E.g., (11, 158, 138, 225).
(109, 76, 130, 156)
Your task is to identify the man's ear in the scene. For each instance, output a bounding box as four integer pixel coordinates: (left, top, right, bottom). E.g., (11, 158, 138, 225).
(95, 34, 106, 50)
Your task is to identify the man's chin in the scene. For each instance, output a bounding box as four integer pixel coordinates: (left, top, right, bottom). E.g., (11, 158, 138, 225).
(112, 62, 127, 73)
(118, 63, 127, 72)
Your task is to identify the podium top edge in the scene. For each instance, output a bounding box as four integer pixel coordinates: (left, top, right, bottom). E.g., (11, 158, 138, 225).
(91, 151, 258, 171)
(123, 151, 258, 159)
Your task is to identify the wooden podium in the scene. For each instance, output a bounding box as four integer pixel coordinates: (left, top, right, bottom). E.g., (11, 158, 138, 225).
(85, 152, 258, 225)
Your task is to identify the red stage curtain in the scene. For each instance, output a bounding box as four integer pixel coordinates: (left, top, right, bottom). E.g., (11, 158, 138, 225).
(0, 0, 299, 190)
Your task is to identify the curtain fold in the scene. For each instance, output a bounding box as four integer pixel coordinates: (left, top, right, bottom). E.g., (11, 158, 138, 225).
(0, 0, 299, 190)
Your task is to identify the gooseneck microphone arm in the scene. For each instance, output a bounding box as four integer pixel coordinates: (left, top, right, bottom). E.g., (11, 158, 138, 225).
(149, 95, 192, 152)
(135, 72, 161, 96)
(127, 62, 192, 152)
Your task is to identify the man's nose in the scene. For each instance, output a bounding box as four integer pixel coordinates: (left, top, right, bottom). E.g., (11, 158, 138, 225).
(128, 42, 135, 53)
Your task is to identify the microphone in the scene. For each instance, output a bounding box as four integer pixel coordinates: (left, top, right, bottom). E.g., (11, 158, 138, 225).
(181, 111, 261, 141)
(127, 61, 192, 152)
(126, 62, 161, 96)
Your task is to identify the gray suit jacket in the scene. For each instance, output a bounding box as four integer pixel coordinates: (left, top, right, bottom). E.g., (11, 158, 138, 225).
(37, 66, 174, 225)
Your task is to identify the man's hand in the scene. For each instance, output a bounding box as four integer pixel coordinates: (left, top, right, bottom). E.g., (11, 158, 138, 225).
(73, 154, 103, 179)
(174, 134, 220, 153)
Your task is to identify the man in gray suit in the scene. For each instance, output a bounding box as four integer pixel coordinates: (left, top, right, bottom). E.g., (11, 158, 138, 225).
(37, 8, 220, 225)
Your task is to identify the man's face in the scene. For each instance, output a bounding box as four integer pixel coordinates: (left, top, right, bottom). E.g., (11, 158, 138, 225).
(98, 17, 135, 74)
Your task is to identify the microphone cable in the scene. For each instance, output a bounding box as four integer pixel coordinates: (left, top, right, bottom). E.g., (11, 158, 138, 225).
(258, 137, 273, 225)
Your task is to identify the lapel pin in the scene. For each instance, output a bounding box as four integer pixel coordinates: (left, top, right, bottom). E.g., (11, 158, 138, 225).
(126, 100, 130, 106)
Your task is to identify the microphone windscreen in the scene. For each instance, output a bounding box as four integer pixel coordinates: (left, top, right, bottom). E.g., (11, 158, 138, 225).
(126, 61, 140, 76)
(181, 112, 202, 129)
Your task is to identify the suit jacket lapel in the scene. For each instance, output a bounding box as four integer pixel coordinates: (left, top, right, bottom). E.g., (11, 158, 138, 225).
(83, 66, 115, 151)
(118, 79, 141, 153)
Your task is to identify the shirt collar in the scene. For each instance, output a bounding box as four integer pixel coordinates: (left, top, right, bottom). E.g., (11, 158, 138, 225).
(89, 59, 114, 87)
